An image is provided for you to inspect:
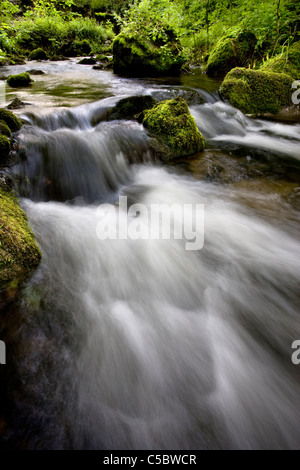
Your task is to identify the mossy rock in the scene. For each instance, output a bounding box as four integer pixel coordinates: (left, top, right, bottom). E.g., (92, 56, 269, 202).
(259, 42, 300, 79)
(60, 39, 91, 58)
(78, 57, 97, 65)
(206, 32, 257, 78)
(113, 32, 185, 77)
(0, 135, 11, 160)
(141, 97, 205, 160)
(108, 95, 158, 121)
(7, 72, 33, 88)
(0, 121, 12, 138)
(0, 109, 23, 132)
(0, 186, 41, 286)
(220, 67, 293, 115)
(28, 48, 49, 61)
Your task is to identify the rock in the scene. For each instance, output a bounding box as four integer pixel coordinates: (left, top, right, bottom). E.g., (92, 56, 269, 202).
(220, 67, 293, 115)
(7, 72, 33, 88)
(0, 121, 11, 138)
(7, 98, 25, 110)
(0, 184, 41, 287)
(107, 95, 158, 121)
(0, 135, 11, 161)
(27, 69, 45, 75)
(0, 109, 23, 132)
(113, 31, 185, 77)
(259, 42, 300, 79)
(78, 57, 97, 65)
(28, 48, 49, 60)
(61, 39, 91, 57)
(141, 97, 205, 160)
(206, 32, 257, 78)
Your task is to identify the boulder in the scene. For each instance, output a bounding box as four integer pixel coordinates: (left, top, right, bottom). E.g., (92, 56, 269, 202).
(107, 95, 157, 121)
(141, 97, 205, 160)
(7, 72, 33, 88)
(28, 48, 49, 60)
(0, 135, 11, 161)
(206, 32, 257, 78)
(220, 67, 293, 115)
(0, 184, 41, 287)
(0, 109, 23, 132)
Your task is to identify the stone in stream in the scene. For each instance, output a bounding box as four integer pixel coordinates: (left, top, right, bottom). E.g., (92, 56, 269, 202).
(140, 97, 205, 161)
(6, 72, 33, 88)
(28, 48, 49, 61)
(78, 57, 97, 65)
(107, 95, 158, 121)
(220, 67, 293, 115)
(0, 109, 23, 132)
(7, 98, 26, 110)
(0, 182, 41, 302)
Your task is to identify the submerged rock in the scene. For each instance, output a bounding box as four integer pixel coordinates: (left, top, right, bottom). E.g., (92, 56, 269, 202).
(7, 72, 33, 88)
(27, 69, 45, 75)
(108, 95, 157, 121)
(206, 32, 257, 78)
(7, 98, 26, 110)
(0, 184, 41, 288)
(113, 31, 185, 77)
(220, 67, 293, 115)
(141, 97, 205, 160)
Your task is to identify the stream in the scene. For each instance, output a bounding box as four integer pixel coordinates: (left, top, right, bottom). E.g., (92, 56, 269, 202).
(0, 59, 300, 450)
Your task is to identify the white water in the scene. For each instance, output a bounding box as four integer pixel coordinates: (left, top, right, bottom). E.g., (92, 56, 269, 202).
(2, 66, 300, 449)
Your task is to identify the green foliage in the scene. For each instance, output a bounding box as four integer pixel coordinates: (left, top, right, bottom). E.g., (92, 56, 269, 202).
(7, 72, 33, 88)
(0, 109, 23, 132)
(260, 41, 300, 79)
(220, 67, 293, 115)
(142, 97, 205, 159)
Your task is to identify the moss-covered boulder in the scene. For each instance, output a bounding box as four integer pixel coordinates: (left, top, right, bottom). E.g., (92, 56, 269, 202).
(220, 67, 293, 115)
(108, 95, 158, 121)
(78, 57, 97, 65)
(259, 42, 300, 79)
(0, 121, 12, 138)
(141, 97, 205, 160)
(0, 186, 41, 287)
(113, 31, 185, 77)
(7, 72, 33, 88)
(0, 135, 11, 160)
(28, 48, 49, 60)
(60, 39, 91, 58)
(0, 109, 23, 132)
(206, 32, 257, 78)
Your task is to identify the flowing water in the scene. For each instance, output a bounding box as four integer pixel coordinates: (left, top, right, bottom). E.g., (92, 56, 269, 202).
(0, 60, 300, 450)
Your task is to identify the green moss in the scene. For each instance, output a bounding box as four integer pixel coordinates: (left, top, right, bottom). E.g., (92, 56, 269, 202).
(142, 97, 205, 160)
(206, 32, 256, 78)
(108, 95, 158, 121)
(0, 186, 41, 286)
(60, 39, 91, 57)
(259, 42, 300, 79)
(0, 135, 11, 160)
(0, 121, 12, 138)
(0, 109, 23, 132)
(7, 72, 33, 88)
(113, 32, 185, 77)
(28, 48, 49, 60)
(220, 67, 293, 115)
